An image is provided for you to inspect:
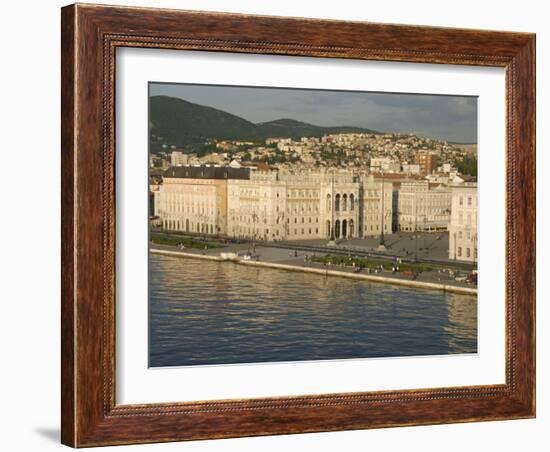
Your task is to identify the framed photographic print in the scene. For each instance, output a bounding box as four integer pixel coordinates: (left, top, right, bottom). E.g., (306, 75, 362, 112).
(61, 3, 536, 447)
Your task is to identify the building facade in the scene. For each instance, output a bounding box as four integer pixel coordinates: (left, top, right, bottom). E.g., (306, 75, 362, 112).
(170, 150, 189, 167)
(397, 181, 451, 231)
(415, 152, 438, 175)
(370, 157, 401, 173)
(154, 166, 392, 241)
(359, 175, 393, 237)
(401, 163, 421, 175)
(154, 166, 250, 235)
(448, 183, 478, 262)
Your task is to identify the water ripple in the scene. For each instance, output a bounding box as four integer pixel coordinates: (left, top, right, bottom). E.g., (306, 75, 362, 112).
(149, 254, 477, 367)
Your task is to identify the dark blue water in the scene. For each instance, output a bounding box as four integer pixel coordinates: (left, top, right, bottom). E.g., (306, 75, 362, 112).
(149, 254, 477, 367)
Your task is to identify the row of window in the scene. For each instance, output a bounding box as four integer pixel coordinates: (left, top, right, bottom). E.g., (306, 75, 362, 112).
(234, 216, 322, 225)
(163, 219, 215, 234)
(399, 199, 450, 207)
(232, 227, 321, 237)
(364, 224, 389, 232)
(286, 204, 319, 214)
(236, 189, 322, 198)
(457, 247, 477, 258)
(160, 204, 216, 215)
(457, 231, 476, 240)
(287, 190, 320, 198)
(326, 193, 355, 212)
(458, 196, 474, 206)
(457, 212, 475, 225)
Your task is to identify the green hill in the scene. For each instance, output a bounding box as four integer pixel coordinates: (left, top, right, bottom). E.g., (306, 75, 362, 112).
(257, 118, 377, 139)
(150, 96, 260, 152)
(149, 95, 379, 153)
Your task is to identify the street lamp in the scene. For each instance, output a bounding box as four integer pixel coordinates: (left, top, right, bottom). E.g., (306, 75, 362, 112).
(413, 198, 419, 262)
(197, 212, 207, 238)
(327, 169, 337, 246)
(423, 216, 427, 252)
(250, 210, 259, 253)
(379, 171, 386, 248)
(453, 231, 457, 261)
(370, 165, 386, 249)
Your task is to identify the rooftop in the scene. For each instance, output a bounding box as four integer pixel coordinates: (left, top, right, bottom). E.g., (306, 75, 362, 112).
(163, 165, 251, 180)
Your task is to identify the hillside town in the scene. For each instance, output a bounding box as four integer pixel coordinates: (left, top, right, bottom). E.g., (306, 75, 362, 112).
(150, 132, 477, 264)
(151, 131, 476, 174)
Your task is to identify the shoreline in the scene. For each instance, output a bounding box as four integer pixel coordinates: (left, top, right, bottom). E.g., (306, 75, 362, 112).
(151, 247, 477, 296)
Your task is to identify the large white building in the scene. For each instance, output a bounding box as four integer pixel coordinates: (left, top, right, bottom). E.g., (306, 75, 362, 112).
(397, 181, 452, 231)
(154, 166, 392, 241)
(153, 166, 250, 236)
(170, 151, 189, 167)
(401, 163, 421, 175)
(360, 175, 393, 237)
(370, 157, 401, 173)
(448, 183, 478, 262)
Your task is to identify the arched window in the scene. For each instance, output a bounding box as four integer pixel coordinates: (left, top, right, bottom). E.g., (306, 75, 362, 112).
(326, 194, 331, 211)
(335, 194, 341, 212)
(342, 194, 348, 211)
(350, 194, 355, 211)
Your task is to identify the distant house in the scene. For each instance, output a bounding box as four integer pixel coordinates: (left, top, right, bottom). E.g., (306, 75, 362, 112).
(448, 182, 478, 262)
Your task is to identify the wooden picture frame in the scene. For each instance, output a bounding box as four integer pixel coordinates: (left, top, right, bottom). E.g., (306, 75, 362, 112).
(61, 3, 535, 447)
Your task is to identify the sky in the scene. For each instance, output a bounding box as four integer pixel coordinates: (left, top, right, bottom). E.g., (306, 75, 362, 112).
(150, 83, 478, 143)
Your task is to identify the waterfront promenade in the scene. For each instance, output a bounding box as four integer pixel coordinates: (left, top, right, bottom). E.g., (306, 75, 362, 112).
(150, 238, 477, 295)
